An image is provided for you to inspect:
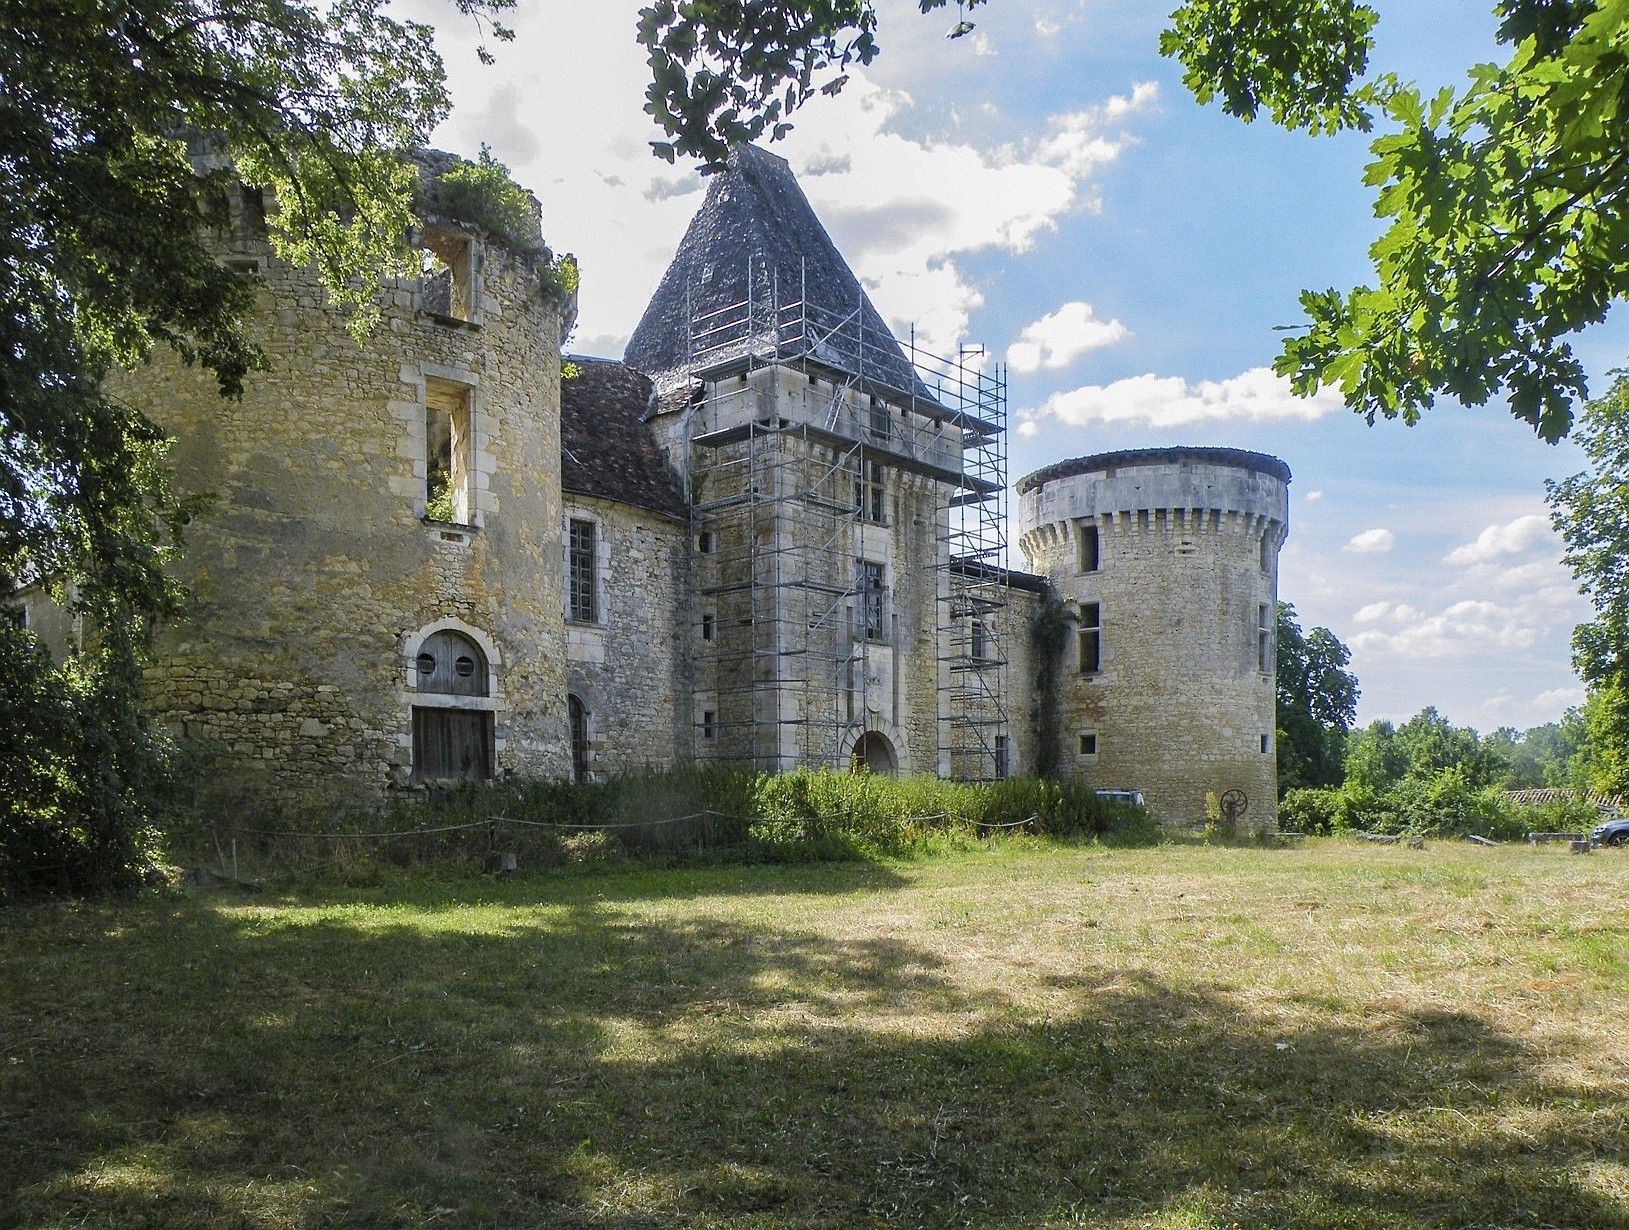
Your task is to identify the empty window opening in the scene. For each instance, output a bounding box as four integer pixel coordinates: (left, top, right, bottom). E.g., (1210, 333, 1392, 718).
(697, 530, 715, 555)
(1079, 732, 1098, 756)
(857, 561, 887, 642)
(419, 227, 476, 322)
(569, 694, 591, 783)
(4, 604, 26, 632)
(855, 462, 886, 524)
(702, 709, 717, 740)
(424, 377, 473, 524)
(1260, 531, 1273, 572)
(1260, 733, 1271, 754)
(1079, 523, 1100, 572)
(1257, 603, 1272, 673)
(701, 611, 716, 642)
(994, 734, 1010, 779)
(568, 519, 598, 623)
(1078, 602, 1102, 674)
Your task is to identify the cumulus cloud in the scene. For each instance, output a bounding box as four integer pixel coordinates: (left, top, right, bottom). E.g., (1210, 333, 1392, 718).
(1028, 82, 1160, 178)
(1345, 528, 1396, 555)
(1354, 601, 1392, 624)
(1444, 514, 1554, 567)
(1535, 685, 1586, 710)
(1005, 301, 1128, 372)
(1349, 600, 1538, 658)
(1017, 366, 1341, 432)
(1305, 490, 1324, 502)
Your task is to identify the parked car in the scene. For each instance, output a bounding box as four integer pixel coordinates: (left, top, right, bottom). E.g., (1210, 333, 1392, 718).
(1592, 815, 1629, 847)
(1095, 789, 1146, 809)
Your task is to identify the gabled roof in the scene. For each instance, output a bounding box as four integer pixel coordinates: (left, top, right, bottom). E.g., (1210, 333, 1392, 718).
(624, 145, 931, 404)
(560, 357, 687, 520)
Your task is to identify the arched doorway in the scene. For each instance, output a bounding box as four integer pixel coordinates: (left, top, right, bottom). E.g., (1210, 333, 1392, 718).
(412, 630, 493, 782)
(851, 731, 898, 776)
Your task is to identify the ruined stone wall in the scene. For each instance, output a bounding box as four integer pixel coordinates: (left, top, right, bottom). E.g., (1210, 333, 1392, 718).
(1019, 453, 1288, 829)
(563, 493, 690, 775)
(119, 200, 571, 800)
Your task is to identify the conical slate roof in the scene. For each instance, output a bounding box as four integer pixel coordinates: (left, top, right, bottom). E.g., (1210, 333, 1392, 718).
(624, 145, 931, 404)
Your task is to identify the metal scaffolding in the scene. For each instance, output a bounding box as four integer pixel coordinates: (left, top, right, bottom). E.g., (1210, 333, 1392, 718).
(685, 256, 1010, 778)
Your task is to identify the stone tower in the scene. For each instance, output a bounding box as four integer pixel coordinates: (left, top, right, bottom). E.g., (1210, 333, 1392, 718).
(122, 155, 576, 800)
(623, 146, 1013, 779)
(1017, 448, 1290, 830)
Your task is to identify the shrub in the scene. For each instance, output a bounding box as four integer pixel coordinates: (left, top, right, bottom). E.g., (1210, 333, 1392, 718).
(1278, 787, 1340, 834)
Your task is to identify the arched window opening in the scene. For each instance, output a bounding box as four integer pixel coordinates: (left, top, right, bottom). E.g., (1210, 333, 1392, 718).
(416, 630, 489, 696)
(569, 694, 591, 783)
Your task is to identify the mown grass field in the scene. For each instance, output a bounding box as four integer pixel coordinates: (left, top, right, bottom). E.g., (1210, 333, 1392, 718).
(3, 839, 1627, 1229)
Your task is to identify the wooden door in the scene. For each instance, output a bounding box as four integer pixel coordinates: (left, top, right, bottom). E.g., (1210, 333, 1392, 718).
(412, 708, 493, 783)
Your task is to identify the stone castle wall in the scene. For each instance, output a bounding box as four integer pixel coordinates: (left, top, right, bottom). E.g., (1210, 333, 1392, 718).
(1019, 451, 1288, 830)
(120, 196, 572, 798)
(563, 493, 692, 775)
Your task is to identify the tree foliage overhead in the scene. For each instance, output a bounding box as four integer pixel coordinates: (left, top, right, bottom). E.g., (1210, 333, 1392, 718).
(636, 0, 1629, 439)
(0, 0, 512, 896)
(1274, 603, 1360, 792)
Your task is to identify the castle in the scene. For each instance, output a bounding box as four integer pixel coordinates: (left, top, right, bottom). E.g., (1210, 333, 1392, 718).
(15, 147, 1288, 829)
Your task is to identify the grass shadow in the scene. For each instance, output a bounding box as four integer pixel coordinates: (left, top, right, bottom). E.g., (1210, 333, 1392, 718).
(2, 864, 1625, 1228)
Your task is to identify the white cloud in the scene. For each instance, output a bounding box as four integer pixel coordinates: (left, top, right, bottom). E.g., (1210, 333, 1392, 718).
(423, 8, 1158, 361)
(1005, 301, 1128, 372)
(1028, 82, 1160, 178)
(1444, 514, 1554, 567)
(1349, 599, 1538, 658)
(1018, 366, 1341, 431)
(1535, 685, 1585, 710)
(1354, 600, 1392, 624)
(1305, 490, 1324, 502)
(1344, 528, 1396, 555)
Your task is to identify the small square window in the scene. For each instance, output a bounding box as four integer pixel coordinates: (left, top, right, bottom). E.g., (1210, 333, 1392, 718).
(698, 530, 715, 555)
(1079, 733, 1098, 756)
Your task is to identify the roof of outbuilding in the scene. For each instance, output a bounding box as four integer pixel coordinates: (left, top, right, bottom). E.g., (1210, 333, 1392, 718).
(624, 144, 934, 405)
(560, 357, 688, 520)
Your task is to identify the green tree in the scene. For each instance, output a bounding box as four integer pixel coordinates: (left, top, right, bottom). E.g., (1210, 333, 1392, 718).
(1547, 371, 1629, 797)
(1274, 602, 1359, 792)
(0, 0, 513, 896)
(638, 0, 1629, 439)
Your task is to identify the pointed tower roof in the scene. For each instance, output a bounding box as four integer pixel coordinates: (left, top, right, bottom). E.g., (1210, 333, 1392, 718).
(625, 145, 930, 403)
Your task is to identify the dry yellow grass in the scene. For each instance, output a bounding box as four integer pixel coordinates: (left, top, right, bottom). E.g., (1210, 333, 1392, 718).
(2, 838, 1627, 1227)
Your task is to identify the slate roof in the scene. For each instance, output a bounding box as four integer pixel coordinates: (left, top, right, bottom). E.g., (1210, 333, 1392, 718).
(560, 357, 687, 520)
(624, 145, 935, 407)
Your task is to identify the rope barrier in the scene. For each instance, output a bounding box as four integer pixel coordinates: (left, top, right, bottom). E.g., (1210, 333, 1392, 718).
(218, 806, 1048, 842)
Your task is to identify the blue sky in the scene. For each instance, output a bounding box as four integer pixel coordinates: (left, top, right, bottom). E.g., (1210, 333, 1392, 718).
(417, 0, 1628, 733)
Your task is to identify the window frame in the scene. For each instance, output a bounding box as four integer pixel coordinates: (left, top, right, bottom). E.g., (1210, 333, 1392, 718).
(568, 518, 600, 624)
(856, 560, 888, 643)
(1079, 523, 1100, 573)
(1078, 602, 1102, 675)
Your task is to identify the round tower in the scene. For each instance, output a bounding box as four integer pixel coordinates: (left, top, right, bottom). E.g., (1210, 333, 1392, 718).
(1017, 448, 1290, 831)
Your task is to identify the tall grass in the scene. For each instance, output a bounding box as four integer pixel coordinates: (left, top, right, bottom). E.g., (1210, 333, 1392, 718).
(167, 768, 1159, 879)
